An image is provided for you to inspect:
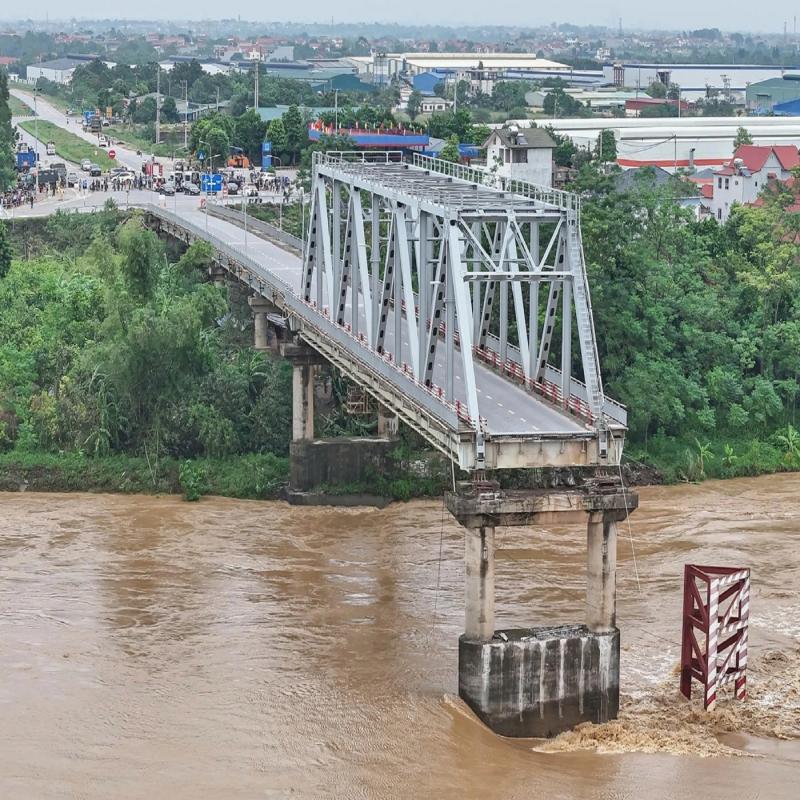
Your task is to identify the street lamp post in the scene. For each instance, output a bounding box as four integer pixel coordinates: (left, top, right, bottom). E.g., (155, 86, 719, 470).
(33, 88, 39, 198)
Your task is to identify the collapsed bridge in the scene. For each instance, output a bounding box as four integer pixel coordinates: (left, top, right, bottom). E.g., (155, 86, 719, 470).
(146, 150, 638, 738)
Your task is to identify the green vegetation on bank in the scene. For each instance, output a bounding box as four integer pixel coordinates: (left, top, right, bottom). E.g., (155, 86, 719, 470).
(8, 94, 34, 117)
(0, 451, 288, 498)
(578, 164, 800, 482)
(17, 119, 115, 168)
(0, 205, 295, 500)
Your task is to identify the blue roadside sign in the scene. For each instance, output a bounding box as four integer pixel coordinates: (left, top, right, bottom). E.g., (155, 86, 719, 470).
(200, 173, 223, 193)
(198, 150, 206, 162)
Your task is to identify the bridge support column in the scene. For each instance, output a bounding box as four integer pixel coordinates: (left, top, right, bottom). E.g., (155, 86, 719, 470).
(586, 512, 617, 633)
(292, 364, 315, 441)
(376, 406, 399, 438)
(248, 297, 273, 351)
(448, 480, 636, 739)
(464, 525, 495, 641)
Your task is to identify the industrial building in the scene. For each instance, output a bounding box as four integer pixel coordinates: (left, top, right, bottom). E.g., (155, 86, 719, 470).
(350, 52, 570, 93)
(603, 63, 800, 102)
(26, 57, 85, 85)
(529, 116, 800, 172)
(745, 75, 800, 113)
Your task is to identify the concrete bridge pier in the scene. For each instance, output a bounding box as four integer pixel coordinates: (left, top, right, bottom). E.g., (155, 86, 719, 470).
(447, 480, 637, 738)
(248, 297, 274, 351)
(376, 406, 399, 438)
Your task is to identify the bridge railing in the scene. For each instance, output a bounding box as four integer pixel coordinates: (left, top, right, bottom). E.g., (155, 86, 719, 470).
(411, 153, 581, 214)
(315, 151, 405, 166)
(145, 204, 474, 438)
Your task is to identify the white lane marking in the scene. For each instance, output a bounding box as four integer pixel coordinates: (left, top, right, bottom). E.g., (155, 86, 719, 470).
(486, 395, 493, 400)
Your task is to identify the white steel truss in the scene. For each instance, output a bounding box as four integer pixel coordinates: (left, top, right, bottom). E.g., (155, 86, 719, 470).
(302, 152, 618, 465)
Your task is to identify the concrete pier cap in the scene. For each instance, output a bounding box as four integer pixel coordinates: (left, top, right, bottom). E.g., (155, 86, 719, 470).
(446, 477, 638, 738)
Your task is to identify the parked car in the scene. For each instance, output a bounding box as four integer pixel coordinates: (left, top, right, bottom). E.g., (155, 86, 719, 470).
(66, 171, 79, 187)
(183, 182, 201, 196)
(81, 159, 92, 172)
(160, 183, 176, 196)
(89, 164, 102, 177)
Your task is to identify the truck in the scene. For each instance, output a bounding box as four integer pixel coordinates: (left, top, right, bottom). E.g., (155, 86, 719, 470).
(90, 116, 102, 134)
(15, 148, 37, 171)
(142, 161, 163, 178)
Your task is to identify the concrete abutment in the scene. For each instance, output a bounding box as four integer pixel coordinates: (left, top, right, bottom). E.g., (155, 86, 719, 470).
(447, 481, 636, 738)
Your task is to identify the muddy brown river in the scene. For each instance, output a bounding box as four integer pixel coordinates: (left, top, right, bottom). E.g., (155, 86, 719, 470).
(1, 476, 799, 798)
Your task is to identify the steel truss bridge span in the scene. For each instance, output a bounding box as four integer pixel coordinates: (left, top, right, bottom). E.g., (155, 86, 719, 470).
(147, 151, 627, 471)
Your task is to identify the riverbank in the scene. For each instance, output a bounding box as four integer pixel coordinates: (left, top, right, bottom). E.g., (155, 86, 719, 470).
(0, 452, 288, 500)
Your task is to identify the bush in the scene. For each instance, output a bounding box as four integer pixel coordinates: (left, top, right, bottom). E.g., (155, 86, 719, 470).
(179, 460, 207, 501)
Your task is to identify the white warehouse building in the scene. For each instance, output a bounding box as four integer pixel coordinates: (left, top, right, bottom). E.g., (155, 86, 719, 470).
(26, 57, 85, 85)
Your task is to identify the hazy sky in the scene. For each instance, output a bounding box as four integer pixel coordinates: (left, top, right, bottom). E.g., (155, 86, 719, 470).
(1, 3, 798, 33)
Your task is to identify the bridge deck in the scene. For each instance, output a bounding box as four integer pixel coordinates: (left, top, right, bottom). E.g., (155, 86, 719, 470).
(179, 205, 586, 438)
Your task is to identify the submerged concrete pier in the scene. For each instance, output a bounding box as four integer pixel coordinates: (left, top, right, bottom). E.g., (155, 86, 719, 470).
(447, 479, 637, 738)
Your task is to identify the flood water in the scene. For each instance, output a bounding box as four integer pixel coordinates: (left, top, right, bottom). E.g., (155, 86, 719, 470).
(1, 476, 798, 799)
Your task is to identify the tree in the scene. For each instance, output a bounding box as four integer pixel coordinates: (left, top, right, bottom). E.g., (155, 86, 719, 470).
(234, 109, 267, 164)
(734, 126, 753, 148)
(595, 130, 617, 162)
(132, 96, 157, 124)
(407, 89, 423, 120)
(282, 105, 307, 165)
(204, 126, 230, 169)
(160, 96, 179, 124)
(542, 87, 584, 118)
(267, 117, 288, 162)
(0, 69, 16, 191)
(439, 134, 460, 163)
(647, 81, 667, 99)
(0, 221, 10, 280)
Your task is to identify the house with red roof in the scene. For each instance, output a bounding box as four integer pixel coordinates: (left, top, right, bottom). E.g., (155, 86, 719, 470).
(711, 144, 800, 222)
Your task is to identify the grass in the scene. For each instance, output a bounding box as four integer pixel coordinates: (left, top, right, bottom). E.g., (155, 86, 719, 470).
(17, 120, 115, 169)
(626, 434, 793, 484)
(11, 85, 72, 113)
(9, 95, 34, 117)
(0, 451, 289, 500)
(106, 125, 189, 159)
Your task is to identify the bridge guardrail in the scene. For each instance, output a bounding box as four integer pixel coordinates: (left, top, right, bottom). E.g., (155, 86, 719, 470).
(144, 204, 468, 437)
(205, 202, 303, 253)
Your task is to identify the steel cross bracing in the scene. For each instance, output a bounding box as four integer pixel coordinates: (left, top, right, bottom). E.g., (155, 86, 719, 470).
(303, 152, 625, 468)
(144, 151, 627, 471)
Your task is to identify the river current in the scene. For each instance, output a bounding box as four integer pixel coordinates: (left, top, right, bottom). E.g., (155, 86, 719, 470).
(1, 476, 798, 798)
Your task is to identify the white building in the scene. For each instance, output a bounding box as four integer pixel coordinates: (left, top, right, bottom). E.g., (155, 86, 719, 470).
(484, 126, 555, 187)
(711, 144, 800, 222)
(26, 57, 84, 85)
(420, 97, 452, 113)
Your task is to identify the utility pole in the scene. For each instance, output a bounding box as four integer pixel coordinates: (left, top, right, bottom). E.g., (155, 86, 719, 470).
(254, 58, 259, 111)
(33, 88, 39, 198)
(334, 89, 339, 130)
(182, 80, 188, 149)
(155, 66, 161, 145)
(216, 86, 220, 113)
